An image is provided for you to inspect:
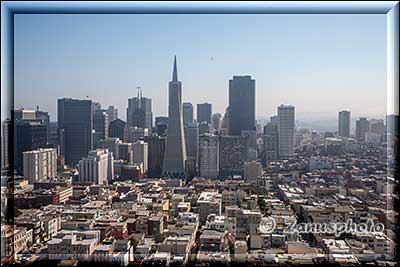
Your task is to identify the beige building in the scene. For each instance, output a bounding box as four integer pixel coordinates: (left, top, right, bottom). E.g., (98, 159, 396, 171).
(23, 148, 57, 184)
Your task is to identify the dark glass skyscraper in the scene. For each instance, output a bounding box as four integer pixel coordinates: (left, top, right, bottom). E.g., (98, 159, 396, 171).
(197, 103, 212, 124)
(14, 121, 47, 173)
(58, 98, 93, 166)
(228, 76, 256, 136)
(183, 102, 194, 125)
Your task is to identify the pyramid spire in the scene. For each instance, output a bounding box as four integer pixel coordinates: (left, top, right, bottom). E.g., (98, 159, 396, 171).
(172, 55, 178, 82)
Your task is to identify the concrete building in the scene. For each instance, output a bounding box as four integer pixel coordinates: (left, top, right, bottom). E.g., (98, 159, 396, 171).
(356, 118, 369, 142)
(198, 134, 219, 179)
(162, 56, 187, 178)
(278, 105, 295, 159)
(338, 110, 351, 137)
(219, 136, 247, 178)
(228, 76, 256, 136)
(263, 122, 279, 162)
(211, 113, 222, 132)
(23, 148, 57, 184)
(133, 140, 148, 174)
(243, 161, 262, 182)
(197, 191, 222, 224)
(126, 127, 148, 143)
(78, 149, 114, 184)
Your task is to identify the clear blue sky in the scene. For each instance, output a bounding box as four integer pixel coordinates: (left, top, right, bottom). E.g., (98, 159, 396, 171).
(14, 14, 386, 121)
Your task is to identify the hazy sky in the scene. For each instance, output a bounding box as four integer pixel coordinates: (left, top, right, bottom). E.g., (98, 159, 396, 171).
(14, 14, 387, 121)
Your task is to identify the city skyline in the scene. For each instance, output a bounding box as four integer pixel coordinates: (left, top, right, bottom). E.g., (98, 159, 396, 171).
(12, 14, 387, 121)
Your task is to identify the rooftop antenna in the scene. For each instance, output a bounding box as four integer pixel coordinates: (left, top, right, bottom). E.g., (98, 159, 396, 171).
(136, 86, 142, 99)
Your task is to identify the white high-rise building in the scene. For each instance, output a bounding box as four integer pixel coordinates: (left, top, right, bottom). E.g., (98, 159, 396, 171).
(133, 140, 148, 173)
(78, 149, 113, 184)
(198, 134, 219, 179)
(278, 105, 295, 159)
(162, 56, 187, 178)
(23, 148, 57, 184)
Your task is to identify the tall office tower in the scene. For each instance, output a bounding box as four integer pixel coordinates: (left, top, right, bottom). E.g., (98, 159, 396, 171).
(199, 121, 211, 135)
(243, 161, 262, 182)
(228, 76, 255, 136)
(197, 103, 212, 124)
(92, 102, 101, 114)
(23, 148, 57, 184)
(270, 115, 278, 124)
(93, 110, 109, 148)
(241, 130, 257, 150)
(369, 119, 385, 135)
(99, 138, 121, 161)
(184, 122, 199, 161)
(117, 142, 134, 164)
(35, 106, 51, 138)
(144, 135, 165, 178)
(1, 119, 11, 169)
(14, 121, 47, 174)
(78, 149, 113, 184)
(212, 113, 222, 132)
(127, 90, 153, 130)
(198, 134, 219, 179)
(133, 140, 148, 174)
(263, 122, 279, 162)
(338, 110, 351, 137)
(219, 136, 247, 177)
(183, 102, 194, 125)
(356, 118, 369, 141)
(278, 105, 295, 159)
(106, 105, 118, 122)
(162, 56, 187, 178)
(386, 114, 400, 136)
(58, 98, 93, 166)
(127, 127, 148, 143)
(109, 119, 127, 141)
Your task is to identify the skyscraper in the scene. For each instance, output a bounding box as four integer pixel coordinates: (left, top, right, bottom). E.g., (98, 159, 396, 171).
(14, 120, 48, 174)
(106, 105, 118, 122)
(219, 135, 247, 178)
(184, 122, 199, 161)
(144, 135, 165, 178)
(133, 140, 148, 174)
(211, 113, 222, 132)
(127, 90, 153, 130)
(93, 110, 109, 148)
(58, 98, 93, 166)
(228, 76, 256, 136)
(162, 56, 187, 178)
(198, 134, 219, 179)
(263, 122, 279, 162)
(338, 110, 351, 138)
(1, 119, 11, 170)
(278, 105, 295, 159)
(109, 119, 127, 141)
(197, 103, 212, 124)
(183, 102, 194, 125)
(356, 118, 369, 141)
